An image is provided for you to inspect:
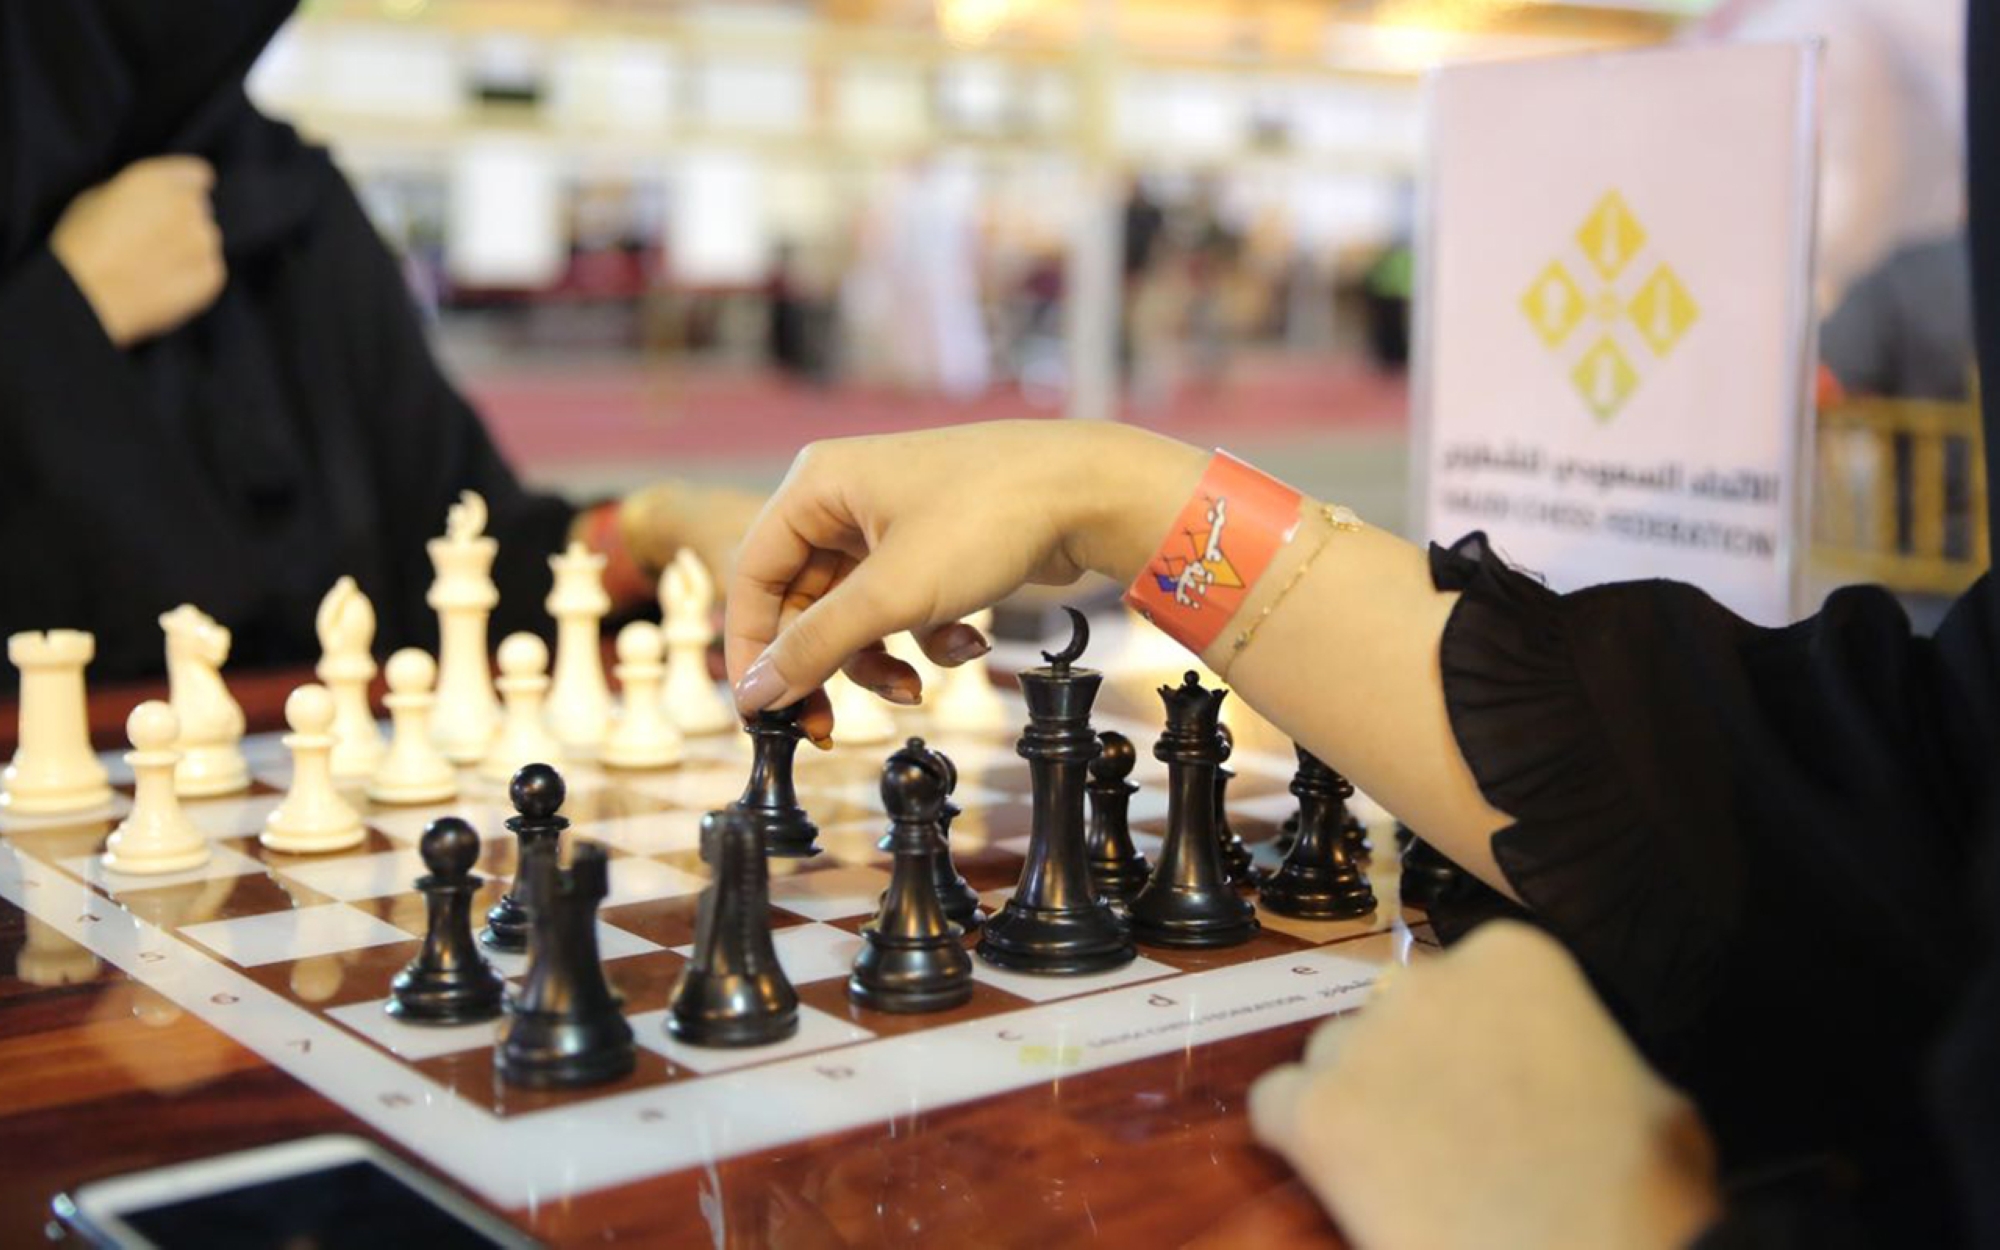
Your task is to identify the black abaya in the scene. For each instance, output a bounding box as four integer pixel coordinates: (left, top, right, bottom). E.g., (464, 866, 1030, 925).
(0, 2, 573, 684)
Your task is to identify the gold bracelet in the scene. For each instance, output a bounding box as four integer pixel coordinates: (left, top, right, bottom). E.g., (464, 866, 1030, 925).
(1217, 503, 1362, 679)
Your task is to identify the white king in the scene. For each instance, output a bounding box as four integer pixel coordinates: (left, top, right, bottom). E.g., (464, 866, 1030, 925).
(428, 491, 501, 764)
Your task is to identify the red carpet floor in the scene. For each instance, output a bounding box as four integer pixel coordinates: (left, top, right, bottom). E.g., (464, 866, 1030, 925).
(465, 353, 1408, 469)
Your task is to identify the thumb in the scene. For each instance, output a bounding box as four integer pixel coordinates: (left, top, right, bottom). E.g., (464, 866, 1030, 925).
(139, 154, 216, 192)
(734, 554, 923, 716)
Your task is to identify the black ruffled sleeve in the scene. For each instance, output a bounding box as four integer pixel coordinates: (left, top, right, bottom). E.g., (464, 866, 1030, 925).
(1423, 532, 1997, 1246)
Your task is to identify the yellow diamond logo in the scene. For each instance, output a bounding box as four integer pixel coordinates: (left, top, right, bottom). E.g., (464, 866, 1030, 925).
(1570, 337, 1639, 422)
(1627, 263, 1698, 357)
(1576, 190, 1645, 282)
(1519, 260, 1585, 348)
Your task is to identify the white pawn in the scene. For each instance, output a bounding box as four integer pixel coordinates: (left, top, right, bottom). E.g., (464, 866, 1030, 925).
(103, 701, 211, 875)
(481, 633, 566, 783)
(368, 649, 459, 806)
(3, 630, 113, 816)
(825, 670, 896, 745)
(159, 605, 250, 797)
(316, 577, 386, 780)
(263, 685, 365, 854)
(545, 540, 612, 756)
(932, 608, 1006, 731)
(603, 622, 683, 770)
(659, 549, 735, 735)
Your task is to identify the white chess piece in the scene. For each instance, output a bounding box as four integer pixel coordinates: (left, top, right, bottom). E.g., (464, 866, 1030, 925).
(428, 490, 500, 763)
(931, 607, 1006, 731)
(603, 622, 683, 770)
(103, 701, 211, 875)
(826, 670, 896, 745)
(481, 632, 566, 782)
(159, 605, 250, 797)
(545, 540, 612, 755)
(368, 649, 459, 806)
(2, 630, 113, 815)
(263, 685, 365, 854)
(659, 549, 735, 735)
(316, 577, 386, 780)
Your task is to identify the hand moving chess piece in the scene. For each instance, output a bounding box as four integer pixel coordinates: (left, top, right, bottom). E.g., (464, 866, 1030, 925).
(368, 649, 459, 806)
(483, 763, 568, 952)
(1127, 672, 1258, 947)
(977, 608, 1134, 975)
(733, 704, 819, 857)
(102, 701, 211, 875)
(666, 808, 799, 1046)
(660, 549, 734, 735)
(546, 541, 613, 755)
(481, 633, 566, 783)
(2, 630, 113, 815)
(929, 746, 985, 933)
(1260, 747, 1375, 920)
(389, 817, 507, 1025)
(159, 604, 249, 797)
(1085, 730, 1151, 905)
(1214, 726, 1254, 885)
(826, 670, 896, 745)
(316, 577, 386, 781)
(931, 607, 1005, 731)
(262, 685, 365, 854)
(428, 491, 500, 763)
(851, 739, 974, 1013)
(602, 622, 683, 770)
(497, 836, 635, 1088)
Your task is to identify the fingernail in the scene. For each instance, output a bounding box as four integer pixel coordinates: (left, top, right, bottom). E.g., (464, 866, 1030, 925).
(809, 732, 834, 751)
(943, 635, 990, 665)
(869, 682, 921, 707)
(734, 653, 786, 714)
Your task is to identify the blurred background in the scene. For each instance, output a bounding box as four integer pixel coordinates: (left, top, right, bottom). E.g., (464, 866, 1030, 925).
(248, 0, 1975, 612)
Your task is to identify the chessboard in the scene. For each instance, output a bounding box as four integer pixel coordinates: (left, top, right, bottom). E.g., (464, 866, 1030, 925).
(0, 675, 1434, 1214)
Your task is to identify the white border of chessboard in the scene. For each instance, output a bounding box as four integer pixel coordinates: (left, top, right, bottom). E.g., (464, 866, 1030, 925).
(1, 839, 1416, 1209)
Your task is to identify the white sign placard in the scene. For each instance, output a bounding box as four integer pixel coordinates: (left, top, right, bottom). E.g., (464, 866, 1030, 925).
(1414, 41, 1819, 625)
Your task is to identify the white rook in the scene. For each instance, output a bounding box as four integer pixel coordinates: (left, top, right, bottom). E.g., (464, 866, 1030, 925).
(2, 630, 113, 816)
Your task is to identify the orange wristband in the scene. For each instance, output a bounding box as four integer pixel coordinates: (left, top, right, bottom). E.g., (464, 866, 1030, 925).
(1124, 452, 1304, 654)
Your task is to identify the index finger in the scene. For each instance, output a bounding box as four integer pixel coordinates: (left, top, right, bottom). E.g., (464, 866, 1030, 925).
(137, 154, 216, 191)
(722, 483, 866, 691)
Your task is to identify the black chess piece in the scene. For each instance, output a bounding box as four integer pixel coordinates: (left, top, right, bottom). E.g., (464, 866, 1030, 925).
(1085, 730, 1150, 905)
(929, 747, 986, 933)
(387, 817, 507, 1025)
(851, 739, 976, 1013)
(481, 762, 568, 952)
(1212, 731, 1255, 885)
(1342, 807, 1371, 859)
(1400, 833, 1462, 910)
(496, 837, 635, 1089)
(1128, 673, 1259, 948)
(734, 703, 820, 857)
(977, 608, 1135, 975)
(1260, 748, 1376, 920)
(667, 808, 800, 1046)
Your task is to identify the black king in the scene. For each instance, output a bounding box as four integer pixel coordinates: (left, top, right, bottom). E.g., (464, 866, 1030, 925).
(976, 609, 1136, 975)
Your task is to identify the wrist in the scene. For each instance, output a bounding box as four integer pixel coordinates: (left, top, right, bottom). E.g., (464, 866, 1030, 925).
(1061, 425, 1207, 584)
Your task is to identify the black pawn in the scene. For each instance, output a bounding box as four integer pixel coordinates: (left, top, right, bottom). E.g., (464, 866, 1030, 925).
(668, 808, 799, 1046)
(387, 817, 506, 1025)
(1128, 672, 1258, 948)
(497, 838, 635, 1088)
(851, 739, 975, 1013)
(481, 763, 568, 952)
(977, 608, 1135, 975)
(1215, 767, 1255, 885)
(929, 748, 986, 934)
(1260, 748, 1376, 920)
(1400, 833, 1463, 910)
(734, 704, 820, 858)
(1085, 730, 1150, 905)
